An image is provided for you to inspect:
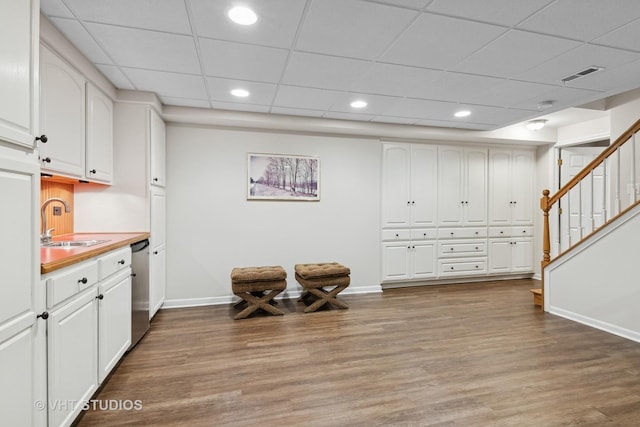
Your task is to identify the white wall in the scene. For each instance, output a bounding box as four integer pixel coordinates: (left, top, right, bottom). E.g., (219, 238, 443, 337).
(165, 125, 382, 306)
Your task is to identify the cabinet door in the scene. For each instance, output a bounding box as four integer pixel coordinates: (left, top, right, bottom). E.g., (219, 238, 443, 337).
(40, 45, 85, 177)
(411, 241, 436, 279)
(438, 146, 464, 225)
(48, 289, 98, 427)
(488, 149, 512, 226)
(511, 150, 535, 225)
(150, 187, 166, 248)
(381, 242, 410, 282)
(0, 0, 38, 148)
(149, 108, 166, 187)
(0, 156, 45, 427)
(86, 83, 113, 184)
(411, 144, 437, 227)
(98, 270, 131, 383)
(464, 148, 487, 225)
(511, 238, 533, 272)
(488, 239, 512, 273)
(382, 143, 411, 227)
(149, 247, 166, 319)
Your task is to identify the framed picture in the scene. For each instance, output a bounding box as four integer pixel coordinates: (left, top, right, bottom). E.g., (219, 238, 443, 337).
(248, 153, 320, 201)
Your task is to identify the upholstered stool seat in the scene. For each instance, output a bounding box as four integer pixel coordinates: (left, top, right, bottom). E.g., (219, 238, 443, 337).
(231, 266, 287, 320)
(294, 263, 350, 313)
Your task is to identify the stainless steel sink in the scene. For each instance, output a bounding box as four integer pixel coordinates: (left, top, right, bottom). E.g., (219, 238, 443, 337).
(42, 239, 110, 248)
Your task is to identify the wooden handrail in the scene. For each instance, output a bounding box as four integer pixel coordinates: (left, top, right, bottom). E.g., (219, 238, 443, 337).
(538, 116, 640, 308)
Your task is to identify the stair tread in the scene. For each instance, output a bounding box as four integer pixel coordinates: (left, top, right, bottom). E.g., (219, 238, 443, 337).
(529, 288, 542, 295)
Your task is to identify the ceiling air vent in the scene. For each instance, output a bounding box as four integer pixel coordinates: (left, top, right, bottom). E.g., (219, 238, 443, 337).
(561, 66, 604, 83)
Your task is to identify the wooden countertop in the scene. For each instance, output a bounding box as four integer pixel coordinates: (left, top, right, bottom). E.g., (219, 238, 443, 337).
(41, 232, 150, 274)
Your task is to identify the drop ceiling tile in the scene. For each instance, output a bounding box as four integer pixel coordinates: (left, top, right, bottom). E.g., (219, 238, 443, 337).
(161, 97, 211, 109)
(189, 0, 306, 48)
(460, 79, 555, 109)
(295, 0, 417, 60)
(595, 18, 640, 51)
(270, 107, 325, 118)
(350, 62, 443, 97)
(273, 86, 343, 110)
(365, 0, 430, 9)
(518, 0, 640, 41)
(199, 38, 289, 83)
(381, 13, 506, 69)
(49, 17, 112, 64)
(514, 85, 602, 111)
(210, 101, 270, 114)
(322, 111, 376, 122)
(381, 98, 458, 120)
(63, 0, 192, 34)
(420, 72, 504, 103)
(516, 43, 640, 85)
(95, 64, 135, 90)
(40, 0, 74, 18)
(426, 0, 554, 26)
(330, 93, 401, 115)
(370, 115, 420, 125)
(415, 118, 494, 130)
(123, 68, 208, 99)
(452, 30, 580, 78)
(563, 59, 640, 93)
(86, 23, 201, 74)
(206, 77, 277, 105)
(282, 52, 371, 91)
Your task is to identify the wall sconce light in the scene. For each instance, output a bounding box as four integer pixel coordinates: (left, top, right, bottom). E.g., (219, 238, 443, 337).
(526, 119, 547, 131)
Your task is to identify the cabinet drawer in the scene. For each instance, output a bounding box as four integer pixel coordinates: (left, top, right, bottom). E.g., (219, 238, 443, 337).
(439, 258, 487, 275)
(47, 260, 99, 308)
(382, 229, 411, 241)
(98, 247, 132, 280)
(511, 226, 533, 237)
(439, 241, 486, 257)
(488, 227, 511, 237)
(410, 228, 436, 240)
(438, 227, 487, 239)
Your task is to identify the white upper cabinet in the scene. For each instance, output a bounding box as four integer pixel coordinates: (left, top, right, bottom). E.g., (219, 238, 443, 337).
(150, 108, 166, 187)
(381, 143, 437, 228)
(438, 146, 487, 226)
(40, 45, 85, 177)
(0, 0, 39, 148)
(488, 149, 534, 226)
(86, 84, 113, 184)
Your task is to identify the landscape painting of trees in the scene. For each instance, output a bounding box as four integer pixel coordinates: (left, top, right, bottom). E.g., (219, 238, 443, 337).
(248, 153, 320, 201)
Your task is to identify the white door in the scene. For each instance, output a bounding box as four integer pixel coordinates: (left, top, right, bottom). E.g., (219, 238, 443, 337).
(511, 239, 533, 272)
(438, 146, 464, 225)
(381, 242, 410, 282)
(98, 270, 131, 383)
(149, 108, 166, 187)
(411, 145, 437, 227)
(488, 239, 512, 273)
(488, 150, 512, 226)
(511, 150, 535, 225)
(411, 241, 436, 279)
(382, 144, 411, 227)
(559, 147, 604, 253)
(464, 148, 488, 225)
(86, 83, 113, 184)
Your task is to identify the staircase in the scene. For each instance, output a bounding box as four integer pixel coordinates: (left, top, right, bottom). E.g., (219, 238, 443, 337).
(534, 117, 640, 308)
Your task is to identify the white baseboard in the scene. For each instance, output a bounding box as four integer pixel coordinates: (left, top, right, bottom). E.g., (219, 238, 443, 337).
(549, 306, 640, 344)
(161, 284, 382, 310)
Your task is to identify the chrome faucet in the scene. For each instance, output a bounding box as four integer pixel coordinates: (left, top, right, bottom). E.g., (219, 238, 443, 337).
(40, 198, 71, 243)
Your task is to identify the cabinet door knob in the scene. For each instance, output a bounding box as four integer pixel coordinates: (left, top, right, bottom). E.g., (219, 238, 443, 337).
(89, 169, 97, 174)
(42, 157, 51, 163)
(475, 247, 479, 250)
(153, 177, 159, 182)
(118, 259, 125, 265)
(450, 266, 454, 270)
(78, 277, 88, 284)
(37, 311, 49, 320)
(36, 134, 48, 143)
(96, 294, 104, 300)
(153, 251, 158, 255)
(450, 232, 454, 236)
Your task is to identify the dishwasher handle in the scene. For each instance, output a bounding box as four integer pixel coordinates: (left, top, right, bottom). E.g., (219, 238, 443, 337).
(131, 239, 150, 253)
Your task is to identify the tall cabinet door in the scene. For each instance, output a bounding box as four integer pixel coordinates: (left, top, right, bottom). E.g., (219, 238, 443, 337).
(488, 149, 512, 226)
(382, 144, 411, 227)
(0, 156, 44, 427)
(464, 148, 488, 225)
(86, 83, 113, 184)
(0, 0, 38, 148)
(411, 144, 437, 227)
(511, 150, 535, 225)
(150, 188, 166, 319)
(438, 146, 464, 226)
(150, 108, 166, 187)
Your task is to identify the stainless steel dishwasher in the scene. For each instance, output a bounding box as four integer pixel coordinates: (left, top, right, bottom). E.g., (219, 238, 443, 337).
(129, 239, 150, 351)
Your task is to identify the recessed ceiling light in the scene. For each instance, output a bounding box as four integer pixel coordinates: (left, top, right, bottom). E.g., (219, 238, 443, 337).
(526, 119, 547, 131)
(228, 6, 258, 25)
(350, 100, 367, 109)
(454, 110, 471, 118)
(230, 88, 250, 98)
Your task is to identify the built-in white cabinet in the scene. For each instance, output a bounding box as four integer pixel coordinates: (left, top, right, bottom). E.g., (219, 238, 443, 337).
(488, 227, 534, 274)
(381, 143, 437, 228)
(381, 229, 436, 282)
(438, 146, 487, 226)
(86, 83, 113, 184)
(43, 247, 131, 427)
(40, 45, 113, 184)
(488, 149, 535, 226)
(0, 154, 45, 427)
(0, 0, 39, 148)
(150, 187, 166, 319)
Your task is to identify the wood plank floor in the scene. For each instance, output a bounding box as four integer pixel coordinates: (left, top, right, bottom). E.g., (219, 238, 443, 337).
(76, 279, 640, 426)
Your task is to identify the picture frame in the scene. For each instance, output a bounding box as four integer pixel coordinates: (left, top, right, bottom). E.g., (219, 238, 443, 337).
(248, 153, 320, 201)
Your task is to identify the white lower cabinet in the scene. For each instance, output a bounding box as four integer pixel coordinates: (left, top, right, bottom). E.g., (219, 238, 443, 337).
(44, 246, 131, 427)
(488, 227, 534, 274)
(381, 229, 436, 282)
(150, 246, 166, 319)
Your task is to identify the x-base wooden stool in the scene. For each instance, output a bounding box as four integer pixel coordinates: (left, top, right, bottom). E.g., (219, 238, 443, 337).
(231, 266, 287, 320)
(294, 263, 350, 313)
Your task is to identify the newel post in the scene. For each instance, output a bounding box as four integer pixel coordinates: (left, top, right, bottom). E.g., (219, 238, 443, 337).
(540, 189, 551, 307)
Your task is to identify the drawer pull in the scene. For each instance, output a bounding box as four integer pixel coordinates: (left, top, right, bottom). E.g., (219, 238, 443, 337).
(450, 266, 454, 270)
(118, 259, 126, 265)
(78, 277, 88, 284)
(96, 294, 104, 300)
